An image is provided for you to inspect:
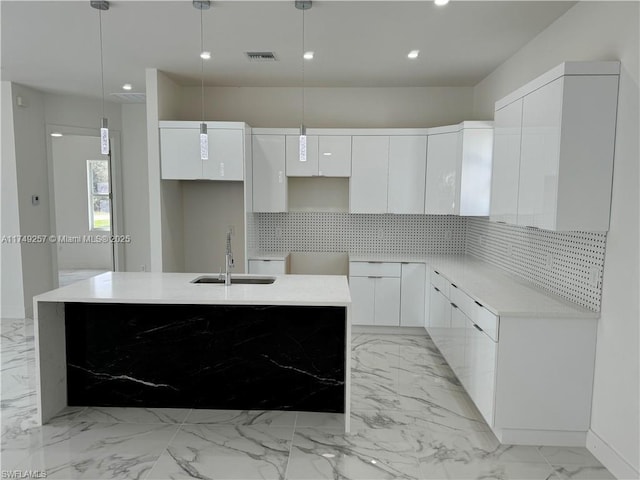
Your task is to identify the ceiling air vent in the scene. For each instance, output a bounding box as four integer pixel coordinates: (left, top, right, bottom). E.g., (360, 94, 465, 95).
(109, 92, 146, 103)
(246, 51, 278, 62)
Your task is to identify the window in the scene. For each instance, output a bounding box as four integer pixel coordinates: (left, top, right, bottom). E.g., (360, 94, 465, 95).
(87, 159, 111, 231)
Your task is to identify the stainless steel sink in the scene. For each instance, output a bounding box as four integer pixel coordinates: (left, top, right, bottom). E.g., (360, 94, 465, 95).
(190, 275, 276, 285)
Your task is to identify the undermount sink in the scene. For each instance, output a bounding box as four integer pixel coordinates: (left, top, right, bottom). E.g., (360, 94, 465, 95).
(190, 275, 276, 285)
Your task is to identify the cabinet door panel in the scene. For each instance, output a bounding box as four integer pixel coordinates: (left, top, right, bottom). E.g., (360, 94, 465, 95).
(518, 77, 563, 229)
(318, 136, 351, 177)
(427, 286, 451, 351)
(203, 129, 244, 180)
(286, 135, 319, 176)
(400, 263, 426, 327)
(466, 320, 497, 426)
(350, 136, 389, 213)
(374, 277, 401, 326)
(459, 129, 493, 216)
(490, 100, 523, 224)
(449, 306, 468, 382)
(252, 135, 287, 212)
(425, 131, 459, 214)
(388, 136, 427, 214)
(160, 128, 202, 180)
(248, 260, 286, 275)
(349, 277, 375, 326)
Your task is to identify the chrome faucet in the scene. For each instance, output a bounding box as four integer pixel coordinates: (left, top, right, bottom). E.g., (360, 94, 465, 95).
(223, 229, 234, 286)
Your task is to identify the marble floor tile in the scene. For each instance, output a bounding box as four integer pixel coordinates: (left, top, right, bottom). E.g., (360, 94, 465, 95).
(538, 447, 605, 466)
(184, 408, 297, 426)
(146, 424, 293, 480)
(550, 465, 617, 479)
(15, 422, 178, 479)
(287, 427, 424, 480)
(295, 411, 345, 431)
(443, 460, 556, 479)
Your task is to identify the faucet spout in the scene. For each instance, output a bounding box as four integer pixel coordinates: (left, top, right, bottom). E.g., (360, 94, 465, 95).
(224, 230, 234, 286)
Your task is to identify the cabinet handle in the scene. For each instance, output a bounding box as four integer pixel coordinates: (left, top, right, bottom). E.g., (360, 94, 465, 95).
(368, 276, 382, 279)
(474, 300, 483, 308)
(451, 283, 458, 289)
(473, 324, 483, 332)
(433, 286, 440, 292)
(434, 270, 440, 275)
(262, 260, 271, 262)
(451, 302, 458, 309)
(496, 221, 507, 224)
(367, 261, 382, 264)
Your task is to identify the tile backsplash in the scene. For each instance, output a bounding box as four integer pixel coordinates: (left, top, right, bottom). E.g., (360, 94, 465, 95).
(249, 213, 607, 311)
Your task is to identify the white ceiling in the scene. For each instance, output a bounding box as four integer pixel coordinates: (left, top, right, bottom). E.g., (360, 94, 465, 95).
(1, 1, 576, 102)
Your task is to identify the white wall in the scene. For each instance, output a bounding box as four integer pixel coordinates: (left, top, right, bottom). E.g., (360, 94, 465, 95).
(179, 86, 478, 127)
(10, 84, 53, 319)
(51, 134, 112, 269)
(473, 3, 639, 477)
(182, 181, 245, 274)
(121, 103, 150, 272)
(1, 82, 26, 318)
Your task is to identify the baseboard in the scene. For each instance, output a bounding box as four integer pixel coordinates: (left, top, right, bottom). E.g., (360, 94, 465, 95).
(352, 325, 428, 335)
(0, 307, 26, 319)
(587, 429, 639, 480)
(495, 427, 587, 447)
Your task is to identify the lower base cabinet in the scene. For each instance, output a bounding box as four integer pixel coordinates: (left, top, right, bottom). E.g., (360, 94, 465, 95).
(426, 267, 597, 446)
(349, 275, 400, 326)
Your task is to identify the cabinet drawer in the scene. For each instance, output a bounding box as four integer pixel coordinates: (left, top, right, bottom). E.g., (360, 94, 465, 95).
(474, 304, 499, 342)
(349, 262, 401, 277)
(449, 285, 476, 320)
(430, 269, 450, 297)
(248, 260, 287, 275)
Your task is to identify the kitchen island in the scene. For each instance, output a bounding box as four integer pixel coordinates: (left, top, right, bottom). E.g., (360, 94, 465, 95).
(33, 272, 352, 431)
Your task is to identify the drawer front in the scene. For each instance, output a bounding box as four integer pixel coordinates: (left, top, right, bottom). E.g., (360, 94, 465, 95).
(248, 260, 286, 275)
(475, 305, 499, 342)
(449, 285, 476, 321)
(349, 261, 401, 277)
(430, 269, 450, 297)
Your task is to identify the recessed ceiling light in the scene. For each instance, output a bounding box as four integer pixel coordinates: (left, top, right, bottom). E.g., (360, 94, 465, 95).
(200, 51, 211, 60)
(321, 453, 336, 458)
(122, 83, 132, 91)
(434, 0, 450, 5)
(408, 50, 420, 59)
(50, 132, 63, 137)
(303, 51, 314, 60)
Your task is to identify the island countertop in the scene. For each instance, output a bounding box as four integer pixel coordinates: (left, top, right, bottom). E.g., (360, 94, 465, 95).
(33, 272, 352, 307)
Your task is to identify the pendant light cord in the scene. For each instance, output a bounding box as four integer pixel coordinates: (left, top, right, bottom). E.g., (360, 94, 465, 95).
(99, 8, 105, 117)
(200, 7, 205, 123)
(301, 6, 305, 128)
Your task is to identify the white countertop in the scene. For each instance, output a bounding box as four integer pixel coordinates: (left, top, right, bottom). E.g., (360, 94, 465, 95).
(33, 272, 351, 307)
(426, 255, 599, 319)
(340, 253, 597, 319)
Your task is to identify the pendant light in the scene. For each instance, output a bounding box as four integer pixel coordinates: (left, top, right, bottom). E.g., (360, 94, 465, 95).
(295, 0, 312, 162)
(91, 0, 109, 155)
(194, 0, 211, 160)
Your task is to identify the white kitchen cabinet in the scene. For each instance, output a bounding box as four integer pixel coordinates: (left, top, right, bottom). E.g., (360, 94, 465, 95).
(490, 99, 523, 224)
(424, 129, 458, 214)
(349, 276, 376, 326)
(425, 122, 493, 216)
(449, 304, 469, 383)
(494, 61, 620, 231)
(388, 136, 427, 214)
(248, 259, 287, 275)
(287, 135, 352, 177)
(252, 134, 287, 212)
(427, 284, 450, 349)
(160, 121, 246, 181)
(400, 262, 426, 326)
(349, 261, 402, 326)
(350, 136, 389, 213)
(465, 314, 497, 426)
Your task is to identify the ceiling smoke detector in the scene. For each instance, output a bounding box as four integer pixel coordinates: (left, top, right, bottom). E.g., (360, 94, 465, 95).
(245, 51, 278, 62)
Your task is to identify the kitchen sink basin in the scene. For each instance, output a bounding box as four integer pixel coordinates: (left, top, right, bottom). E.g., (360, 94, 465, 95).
(190, 275, 276, 285)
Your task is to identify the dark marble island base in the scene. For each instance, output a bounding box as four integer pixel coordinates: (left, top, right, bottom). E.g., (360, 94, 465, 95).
(65, 303, 346, 413)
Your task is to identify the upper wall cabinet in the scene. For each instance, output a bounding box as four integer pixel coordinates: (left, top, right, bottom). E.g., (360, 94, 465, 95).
(159, 121, 248, 181)
(350, 134, 427, 214)
(425, 122, 494, 216)
(252, 134, 287, 212)
(491, 61, 620, 231)
(286, 135, 351, 177)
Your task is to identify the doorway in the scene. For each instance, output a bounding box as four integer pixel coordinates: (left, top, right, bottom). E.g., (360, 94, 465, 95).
(47, 126, 123, 287)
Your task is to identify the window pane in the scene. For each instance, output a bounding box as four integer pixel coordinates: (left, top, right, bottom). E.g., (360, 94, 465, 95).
(87, 160, 111, 231)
